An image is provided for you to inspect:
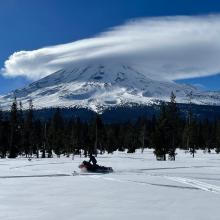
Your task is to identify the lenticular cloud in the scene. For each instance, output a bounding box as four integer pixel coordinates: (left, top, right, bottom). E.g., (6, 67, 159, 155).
(2, 15, 220, 81)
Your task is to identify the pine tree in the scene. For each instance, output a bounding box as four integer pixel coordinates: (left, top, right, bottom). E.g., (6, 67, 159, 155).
(17, 101, 25, 155)
(81, 122, 90, 157)
(124, 122, 136, 153)
(0, 106, 3, 157)
(216, 119, 220, 153)
(24, 99, 34, 158)
(41, 122, 47, 158)
(48, 108, 64, 157)
(152, 104, 169, 160)
(8, 96, 19, 158)
(88, 115, 104, 155)
(0, 120, 9, 158)
(32, 119, 42, 158)
(136, 117, 147, 153)
(105, 125, 116, 153)
(166, 91, 180, 160)
(183, 91, 197, 157)
(94, 115, 104, 154)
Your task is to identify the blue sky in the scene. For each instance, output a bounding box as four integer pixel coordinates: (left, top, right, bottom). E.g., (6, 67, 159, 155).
(1, 0, 220, 94)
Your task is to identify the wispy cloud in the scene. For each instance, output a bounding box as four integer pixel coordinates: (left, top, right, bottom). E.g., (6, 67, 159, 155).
(192, 83, 207, 90)
(2, 15, 220, 81)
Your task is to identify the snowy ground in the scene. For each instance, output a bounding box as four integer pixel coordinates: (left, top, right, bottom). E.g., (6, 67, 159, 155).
(1, 149, 220, 220)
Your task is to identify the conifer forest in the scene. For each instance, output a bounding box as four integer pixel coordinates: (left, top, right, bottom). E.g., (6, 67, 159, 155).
(1, 92, 220, 160)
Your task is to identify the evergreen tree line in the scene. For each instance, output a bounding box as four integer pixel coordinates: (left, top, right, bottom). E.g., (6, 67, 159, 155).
(1, 93, 220, 160)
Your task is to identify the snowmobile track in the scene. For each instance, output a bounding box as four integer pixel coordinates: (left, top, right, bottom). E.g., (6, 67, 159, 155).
(166, 176, 220, 195)
(0, 174, 71, 179)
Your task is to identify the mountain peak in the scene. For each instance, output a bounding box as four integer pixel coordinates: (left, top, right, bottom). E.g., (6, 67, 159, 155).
(0, 63, 220, 113)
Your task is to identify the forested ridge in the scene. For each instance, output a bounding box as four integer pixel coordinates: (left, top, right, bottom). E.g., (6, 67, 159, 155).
(1, 92, 220, 160)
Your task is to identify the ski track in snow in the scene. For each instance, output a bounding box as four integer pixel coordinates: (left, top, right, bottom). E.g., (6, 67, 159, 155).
(121, 165, 218, 173)
(74, 168, 220, 195)
(1, 169, 219, 194)
(165, 176, 220, 195)
(9, 161, 74, 169)
(0, 174, 71, 179)
(76, 173, 218, 193)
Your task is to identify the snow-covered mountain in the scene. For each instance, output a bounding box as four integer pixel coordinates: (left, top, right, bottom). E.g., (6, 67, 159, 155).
(1, 63, 220, 113)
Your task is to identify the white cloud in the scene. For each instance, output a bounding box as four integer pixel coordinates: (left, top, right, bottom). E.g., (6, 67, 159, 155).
(2, 15, 220, 81)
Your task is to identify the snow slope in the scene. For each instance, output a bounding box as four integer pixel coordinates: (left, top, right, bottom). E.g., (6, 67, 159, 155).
(1, 63, 220, 112)
(0, 150, 220, 220)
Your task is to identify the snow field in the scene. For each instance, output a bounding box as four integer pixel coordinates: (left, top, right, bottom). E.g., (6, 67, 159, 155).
(0, 149, 220, 220)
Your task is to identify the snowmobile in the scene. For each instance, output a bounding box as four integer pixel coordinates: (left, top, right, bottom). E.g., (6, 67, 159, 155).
(79, 161, 113, 173)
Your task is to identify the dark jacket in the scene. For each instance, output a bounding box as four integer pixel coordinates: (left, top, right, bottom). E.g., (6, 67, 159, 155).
(89, 155, 97, 165)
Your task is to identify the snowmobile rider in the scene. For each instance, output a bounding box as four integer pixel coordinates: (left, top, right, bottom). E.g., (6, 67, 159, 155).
(89, 154, 97, 166)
